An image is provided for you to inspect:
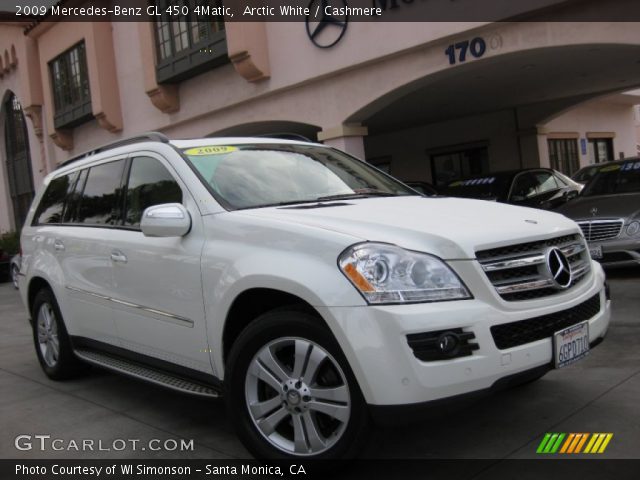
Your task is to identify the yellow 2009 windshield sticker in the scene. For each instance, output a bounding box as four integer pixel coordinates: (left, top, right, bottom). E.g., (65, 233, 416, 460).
(184, 146, 237, 156)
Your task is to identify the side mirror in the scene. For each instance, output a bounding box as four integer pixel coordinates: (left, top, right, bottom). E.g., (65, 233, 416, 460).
(564, 190, 579, 201)
(140, 203, 191, 237)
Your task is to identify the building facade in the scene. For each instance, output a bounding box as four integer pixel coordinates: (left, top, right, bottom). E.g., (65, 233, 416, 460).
(1, 1, 640, 233)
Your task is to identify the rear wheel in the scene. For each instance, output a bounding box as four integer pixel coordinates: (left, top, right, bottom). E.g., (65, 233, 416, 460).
(31, 288, 84, 380)
(226, 310, 370, 459)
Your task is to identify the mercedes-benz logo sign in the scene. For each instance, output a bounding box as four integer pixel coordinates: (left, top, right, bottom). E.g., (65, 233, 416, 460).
(591, 207, 598, 217)
(546, 247, 572, 289)
(305, 0, 349, 49)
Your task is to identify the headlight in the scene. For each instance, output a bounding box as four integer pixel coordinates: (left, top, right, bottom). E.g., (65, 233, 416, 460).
(627, 221, 640, 237)
(338, 243, 472, 304)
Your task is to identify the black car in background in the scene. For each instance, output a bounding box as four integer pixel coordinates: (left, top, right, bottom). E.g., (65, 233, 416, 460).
(404, 181, 438, 196)
(572, 164, 602, 184)
(441, 168, 582, 210)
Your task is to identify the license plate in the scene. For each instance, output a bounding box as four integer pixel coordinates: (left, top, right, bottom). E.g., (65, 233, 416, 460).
(589, 245, 603, 259)
(554, 321, 590, 369)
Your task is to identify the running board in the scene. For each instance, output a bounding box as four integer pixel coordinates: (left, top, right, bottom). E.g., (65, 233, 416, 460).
(74, 348, 221, 398)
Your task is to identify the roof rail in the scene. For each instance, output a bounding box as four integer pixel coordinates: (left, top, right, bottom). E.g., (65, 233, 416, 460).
(255, 133, 313, 142)
(56, 132, 170, 170)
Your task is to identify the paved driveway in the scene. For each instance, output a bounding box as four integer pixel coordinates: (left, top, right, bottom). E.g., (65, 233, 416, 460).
(1, 268, 639, 459)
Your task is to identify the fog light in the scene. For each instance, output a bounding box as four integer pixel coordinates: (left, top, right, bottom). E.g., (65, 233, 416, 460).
(437, 332, 460, 356)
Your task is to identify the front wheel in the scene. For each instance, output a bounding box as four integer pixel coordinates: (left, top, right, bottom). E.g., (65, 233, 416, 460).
(226, 310, 370, 459)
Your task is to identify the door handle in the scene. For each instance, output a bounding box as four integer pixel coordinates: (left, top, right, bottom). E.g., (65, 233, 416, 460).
(53, 239, 65, 252)
(110, 250, 128, 264)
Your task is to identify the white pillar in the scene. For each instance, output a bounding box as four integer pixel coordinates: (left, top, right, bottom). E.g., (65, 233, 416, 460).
(317, 124, 368, 160)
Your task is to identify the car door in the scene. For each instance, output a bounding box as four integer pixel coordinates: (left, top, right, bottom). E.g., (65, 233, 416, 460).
(59, 158, 127, 346)
(109, 154, 212, 375)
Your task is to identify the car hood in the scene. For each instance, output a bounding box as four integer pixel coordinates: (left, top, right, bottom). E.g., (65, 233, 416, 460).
(236, 196, 580, 259)
(555, 193, 640, 221)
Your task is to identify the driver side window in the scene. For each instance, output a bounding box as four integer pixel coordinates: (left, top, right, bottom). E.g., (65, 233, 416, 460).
(124, 156, 183, 228)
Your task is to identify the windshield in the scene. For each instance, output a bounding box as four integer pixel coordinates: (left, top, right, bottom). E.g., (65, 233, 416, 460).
(582, 160, 640, 196)
(182, 144, 416, 209)
(573, 165, 599, 183)
(440, 174, 510, 199)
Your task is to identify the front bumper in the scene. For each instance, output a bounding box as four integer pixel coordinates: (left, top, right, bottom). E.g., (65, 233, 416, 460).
(319, 261, 610, 407)
(589, 236, 640, 266)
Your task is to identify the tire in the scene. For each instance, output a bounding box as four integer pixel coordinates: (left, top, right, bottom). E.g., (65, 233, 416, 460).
(11, 265, 19, 290)
(226, 309, 370, 459)
(31, 288, 85, 380)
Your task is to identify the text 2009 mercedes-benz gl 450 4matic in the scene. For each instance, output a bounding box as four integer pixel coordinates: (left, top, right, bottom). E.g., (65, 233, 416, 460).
(19, 134, 610, 459)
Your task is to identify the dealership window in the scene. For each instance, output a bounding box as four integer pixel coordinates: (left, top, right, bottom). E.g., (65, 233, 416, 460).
(154, 0, 227, 84)
(588, 138, 614, 164)
(430, 146, 489, 187)
(548, 139, 579, 176)
(49, 42, 92, 129)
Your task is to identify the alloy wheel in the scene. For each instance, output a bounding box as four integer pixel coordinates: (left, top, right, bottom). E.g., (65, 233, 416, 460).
(37, 302, 60, 367)
(245, 337, 351, 456)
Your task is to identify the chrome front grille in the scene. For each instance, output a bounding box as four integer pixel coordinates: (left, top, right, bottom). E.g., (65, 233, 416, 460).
(477, 234, 591, 301)
(577, 220, 623, 242)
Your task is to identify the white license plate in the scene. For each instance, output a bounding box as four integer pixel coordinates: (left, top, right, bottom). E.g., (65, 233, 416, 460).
(554, 321, 590, 369)
(589, 245, 603, 259)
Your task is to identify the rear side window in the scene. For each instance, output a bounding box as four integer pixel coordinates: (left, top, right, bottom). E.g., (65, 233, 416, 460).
(62, 169, 87, 223)
(76, 160, 126, 225)
(124, 156, 182, 227)
(33, 174, 73, 225)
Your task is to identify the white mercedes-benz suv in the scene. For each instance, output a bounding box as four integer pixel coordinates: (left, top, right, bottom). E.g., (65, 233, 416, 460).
(19, 133, 610, 459)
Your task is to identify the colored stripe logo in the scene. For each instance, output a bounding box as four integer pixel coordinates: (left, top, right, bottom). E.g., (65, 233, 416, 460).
(537, 433, 613, 454)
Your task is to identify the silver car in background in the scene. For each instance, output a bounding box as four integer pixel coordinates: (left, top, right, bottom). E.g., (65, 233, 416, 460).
(557, 158, 640, 267)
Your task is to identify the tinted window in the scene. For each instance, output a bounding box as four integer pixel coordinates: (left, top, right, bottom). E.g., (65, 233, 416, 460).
(76, 160, 125, 225)
(511, 173, 538, 199)
(34, 174, 73, 225)
(62, 169, 87, 223)
(573, 166, 599, 183)
(583, 160, 640, 196)
(124, 157, 182, 227)
(533, 172, 559, 194)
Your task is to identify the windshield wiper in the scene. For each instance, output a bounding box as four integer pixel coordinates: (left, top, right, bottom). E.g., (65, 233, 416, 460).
(315, 191, 399, 201)
(249, 199, 323, 209)
(238, 191, 402, 210)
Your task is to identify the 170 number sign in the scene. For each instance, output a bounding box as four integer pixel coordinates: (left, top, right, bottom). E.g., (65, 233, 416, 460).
(445, 38, 486, 65)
